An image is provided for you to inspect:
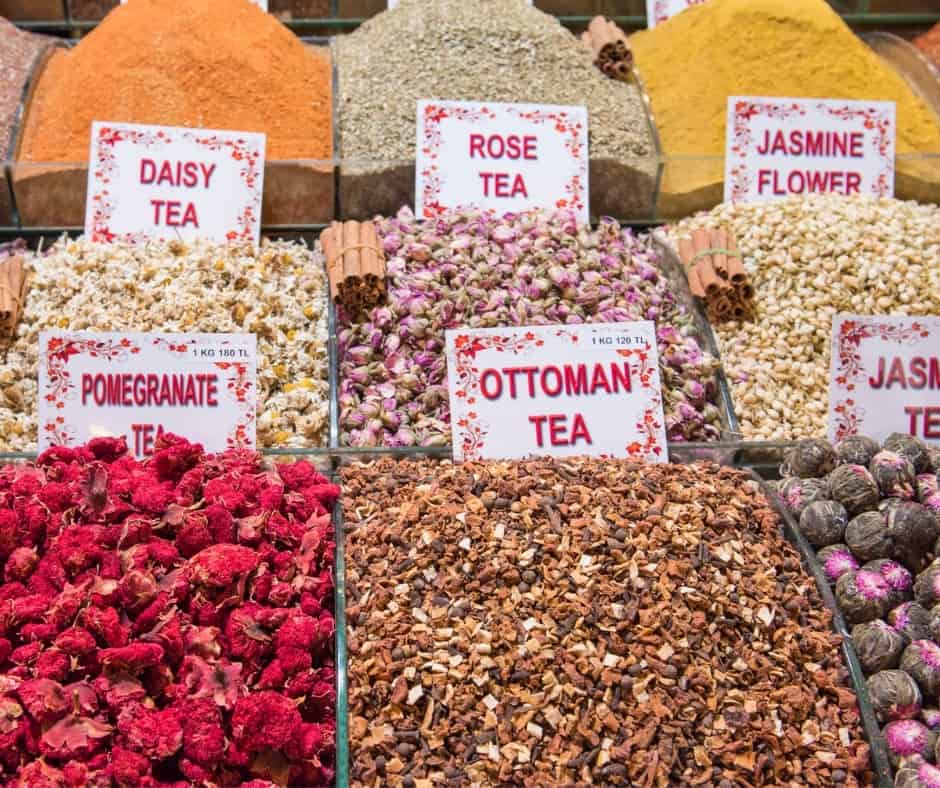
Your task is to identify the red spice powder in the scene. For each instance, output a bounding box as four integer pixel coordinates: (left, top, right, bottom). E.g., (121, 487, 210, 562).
(18, 0, 332, 162)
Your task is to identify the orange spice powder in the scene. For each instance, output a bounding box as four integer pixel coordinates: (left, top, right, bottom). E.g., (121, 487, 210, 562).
(18, 0, 332, 162)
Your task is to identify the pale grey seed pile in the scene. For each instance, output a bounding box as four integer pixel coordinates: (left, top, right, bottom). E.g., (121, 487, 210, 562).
(334, 0, 654, 162)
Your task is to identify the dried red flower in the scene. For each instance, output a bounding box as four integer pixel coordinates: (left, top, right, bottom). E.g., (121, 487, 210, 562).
(0, 438, 336, 784)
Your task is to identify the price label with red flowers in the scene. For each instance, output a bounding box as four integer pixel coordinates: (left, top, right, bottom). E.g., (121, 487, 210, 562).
(828, 314, 940, 446)
(445, 322, 666, 462)
(415, 99, 589, 223)
(84, 122, 266, 244)
(38, 332, 257, 458)
(724, 97, 896, 203)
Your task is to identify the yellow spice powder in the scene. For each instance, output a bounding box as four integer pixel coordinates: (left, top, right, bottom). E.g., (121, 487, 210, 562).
(630, 0, 940, 217)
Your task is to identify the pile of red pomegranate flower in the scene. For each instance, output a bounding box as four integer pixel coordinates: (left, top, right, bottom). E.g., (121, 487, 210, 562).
(0, 434, 337, 786)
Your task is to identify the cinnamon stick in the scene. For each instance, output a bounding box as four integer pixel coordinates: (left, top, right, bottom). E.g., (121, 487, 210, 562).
(726, 230, 748, 285)
(710, 228, 729, 280)
(0, 255, 27, 339)
(691, 229, 722, 297)
(582, 16, 633, 82)
(320, 220, 387, 319)
(677, 237, 704, 298)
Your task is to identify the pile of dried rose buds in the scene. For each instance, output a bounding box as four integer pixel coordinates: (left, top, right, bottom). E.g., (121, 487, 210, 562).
(0, 435, 337, 786)
(334, 207, 724, 448)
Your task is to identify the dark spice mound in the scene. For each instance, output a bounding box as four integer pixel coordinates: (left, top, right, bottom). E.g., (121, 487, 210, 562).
(343, 458, 873, 786)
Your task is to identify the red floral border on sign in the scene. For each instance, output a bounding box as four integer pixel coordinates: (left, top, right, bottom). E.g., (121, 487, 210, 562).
(830, 317, 930, 441)
(652, 0, 707, 25)
(617, 344, 664, 458)
(727, 99, 895, 202)
(88, 125, 263, 243)
(42, 335, 140, 445)
(450, 328, 664, 461)
(418, 102, 588, 218)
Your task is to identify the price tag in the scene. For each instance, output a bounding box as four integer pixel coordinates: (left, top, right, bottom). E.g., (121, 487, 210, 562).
(415, 100, 589, 222)
(724, 96, 896, 203)
(85, 122, 266, 244)
(828, 315, 940, 445)
(646, 0, 708, 27)
(38, 332, 258, 457)
(445, 322, 666, 462)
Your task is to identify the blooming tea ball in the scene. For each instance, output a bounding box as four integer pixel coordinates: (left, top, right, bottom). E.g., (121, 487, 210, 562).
(868, 669, 923, 722)
(904, 640, 940, 700)
(918, 474, 940, 504)
(886, 433, 934, 476)
(896, 759, 940, 788)
(852, 619, 905, 674)
(891, 602, 933, 645)
(779, 477, 830, 518)
(784, 438, 836, 479)
(836, 569, 894, 625)
(828, 464, 880, 516)
(817, 543, 859, 584)
(923, 709, 940, 731)
(885, 719, 937, 767)
(845, 511, 892, 563)
(871, 450, 917, 500)
(917, 560, 940, 609)
(798, 500, 848, 547)
(863, 559, 914, 609)
(835, 435, 881, 468)
(887, 502, 939, 573)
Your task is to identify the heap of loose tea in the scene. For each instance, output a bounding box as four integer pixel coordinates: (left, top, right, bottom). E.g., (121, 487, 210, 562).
(344, 458, 872, 785)
(0, 436, 337, 785)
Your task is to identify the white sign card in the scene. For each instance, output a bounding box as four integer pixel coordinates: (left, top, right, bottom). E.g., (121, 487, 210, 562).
(828, 315, 940, 446)
(415, 100, 589, 223)
(38, 332, 257, 457)
(724, 97, 895, 203)
(85, 122, 266, 244)
(646, 0, 708, 27)
(445, 322, 667, 462)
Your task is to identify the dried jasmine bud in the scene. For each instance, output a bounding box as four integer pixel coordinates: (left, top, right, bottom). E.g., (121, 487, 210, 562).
(868, 669, 923, 722)
(871, 451, 917, 501)
(885, 719, 937, 767)
(887, 502, 939, 573)
(845, 511, 892, 563)
(798, 500, 848, 547)
(904, 640, 940, 700)
(836, 569, 894, 625)
(780, 477, 831, 518)
(891, 602, 933, 644)
(817, 543, 859, 584)
(885, 433, 933, 476)
(917, 561, 940, 609)
(861, 560, 914, 608)
(784, 438, 836, 479)
(896, 759, 940, 788)
(852, 619, 904, 674)
(835, 435, 881, 468)
(828, 464, 880, 516)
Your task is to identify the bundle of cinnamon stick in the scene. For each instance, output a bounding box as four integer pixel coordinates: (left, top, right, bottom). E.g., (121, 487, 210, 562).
(321, 220, 387, 320)
(677, 228, 754, 322)
(581, 16, 634, 82)
(0, 255, 28, 339)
